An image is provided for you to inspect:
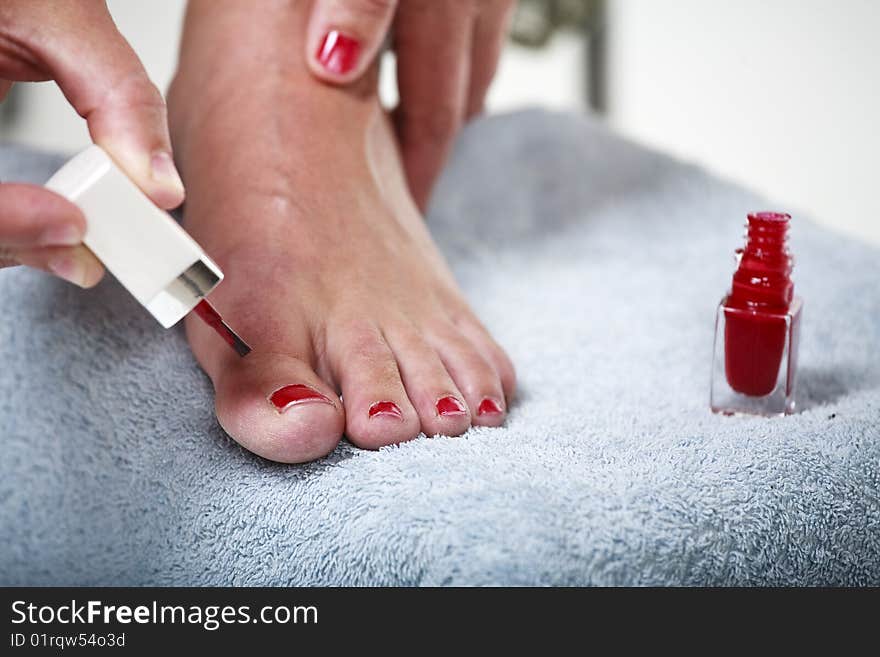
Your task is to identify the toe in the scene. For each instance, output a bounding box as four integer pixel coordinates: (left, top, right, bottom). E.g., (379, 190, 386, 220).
(211, 350, 344, 463)
(428, 326, 507, 427)
(185, 292, 344, 463)
(385, 324, 471, 437)
(329, 323, 421, 449)
(455, 318, 517, 403)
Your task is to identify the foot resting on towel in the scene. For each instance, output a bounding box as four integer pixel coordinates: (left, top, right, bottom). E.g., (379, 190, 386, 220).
(167, 1, 516, 462)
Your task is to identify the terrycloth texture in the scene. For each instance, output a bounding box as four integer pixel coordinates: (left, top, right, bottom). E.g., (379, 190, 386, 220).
(1, 111, 878, 586)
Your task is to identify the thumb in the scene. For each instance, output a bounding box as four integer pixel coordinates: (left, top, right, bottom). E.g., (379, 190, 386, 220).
(306, 0, 398, 83)
(40, 3, 184, 210)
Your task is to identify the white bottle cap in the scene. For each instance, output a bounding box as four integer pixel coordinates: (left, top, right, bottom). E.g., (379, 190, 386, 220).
(44, 145, 222, 328)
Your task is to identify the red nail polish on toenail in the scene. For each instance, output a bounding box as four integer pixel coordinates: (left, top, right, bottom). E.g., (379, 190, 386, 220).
(478, 398, 504, 416)
(269, 384, 332, 412)
(436, 396, 467, 417)
(316, 30, 360, 75)
(368, 401, 403, 420)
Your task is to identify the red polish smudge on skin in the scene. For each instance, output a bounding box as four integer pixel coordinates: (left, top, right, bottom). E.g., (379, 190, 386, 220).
(192, 299, 252, 357)
(723, 212, 793, 396)
(269, 384, 331, 411)
(436, 396, 467, 416)
(477, 398, 503, 416)
(316, 30, 360, 75)
(368, 401, 403, 420)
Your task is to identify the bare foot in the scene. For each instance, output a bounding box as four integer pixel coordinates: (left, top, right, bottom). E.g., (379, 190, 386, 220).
(168, 1, 514, 462)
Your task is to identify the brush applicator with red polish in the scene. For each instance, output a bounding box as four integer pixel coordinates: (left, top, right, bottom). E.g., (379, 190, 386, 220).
(192, 299, 252, 357)
(44, 145, 252, 359)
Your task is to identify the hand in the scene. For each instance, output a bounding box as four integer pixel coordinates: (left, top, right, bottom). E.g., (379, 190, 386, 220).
(0, 0, 184, 287)
(305, 0, 514, 211)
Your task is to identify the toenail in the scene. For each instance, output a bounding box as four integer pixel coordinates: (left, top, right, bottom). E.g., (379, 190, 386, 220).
(436, 396, 467, 417)
(477, 398, 504, 416)
(368, 401, 403, 420)
(269, 384, 333, 412)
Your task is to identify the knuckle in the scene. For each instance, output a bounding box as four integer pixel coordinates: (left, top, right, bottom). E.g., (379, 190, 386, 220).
(343, 323, 389, 361)
(115, 75, 166, 113)
(348, 0, 396, 21)
(408, 106, 460, 143)
(91, 67, 166, 121)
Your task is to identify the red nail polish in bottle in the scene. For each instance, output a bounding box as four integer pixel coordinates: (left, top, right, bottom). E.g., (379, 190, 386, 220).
(710, 212, 803, 416)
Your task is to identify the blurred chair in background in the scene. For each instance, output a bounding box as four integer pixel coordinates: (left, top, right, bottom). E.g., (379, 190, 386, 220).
(510, 0, 604, 111)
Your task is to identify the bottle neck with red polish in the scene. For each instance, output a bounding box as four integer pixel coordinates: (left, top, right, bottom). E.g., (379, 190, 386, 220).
(726, 212, 794, 311)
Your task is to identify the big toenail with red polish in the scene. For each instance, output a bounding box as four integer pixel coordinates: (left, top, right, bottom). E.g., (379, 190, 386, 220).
(269, 384, 332, 412)
(436, 396, 467, 417)
(477, 398, 504, 416)
(368, 401, 403, 420)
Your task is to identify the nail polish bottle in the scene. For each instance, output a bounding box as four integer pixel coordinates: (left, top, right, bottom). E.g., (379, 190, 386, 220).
(710, 212, 803, 416)
(45, 145, 222, 328)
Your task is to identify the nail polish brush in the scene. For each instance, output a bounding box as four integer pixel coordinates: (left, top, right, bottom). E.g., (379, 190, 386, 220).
(44, 145, 251, 357)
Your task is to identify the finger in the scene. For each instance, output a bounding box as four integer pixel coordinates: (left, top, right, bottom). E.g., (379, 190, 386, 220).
(0, 184, 86, 248)
(393, 1, 475, 211)
(11, 244, 105, 288)
(306, 0, 398, 83)
(36, 2, 184, 209)
(465, 0, 514, 119)
(0, 80, 13, 101)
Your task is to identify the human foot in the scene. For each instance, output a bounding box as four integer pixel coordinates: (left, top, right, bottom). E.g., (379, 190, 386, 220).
(168, 1, 515, 463)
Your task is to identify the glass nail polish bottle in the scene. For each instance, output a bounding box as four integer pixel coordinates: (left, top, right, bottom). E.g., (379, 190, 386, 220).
(710, 212, 803, 416)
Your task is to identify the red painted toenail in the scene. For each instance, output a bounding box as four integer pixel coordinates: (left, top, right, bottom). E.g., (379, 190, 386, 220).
(368, 401, 403, 420)
(477, 398, 504, 416)
(436, 396, 467, 417)
(316, 30, 360, 75)
(269, 384, 332, 412)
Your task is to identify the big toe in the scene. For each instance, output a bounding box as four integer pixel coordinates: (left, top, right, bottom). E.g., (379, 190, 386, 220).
(212, 351, 344, 463)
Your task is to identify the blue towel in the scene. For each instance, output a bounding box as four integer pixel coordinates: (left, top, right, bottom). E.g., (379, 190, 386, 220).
(1, 110, 878, 585)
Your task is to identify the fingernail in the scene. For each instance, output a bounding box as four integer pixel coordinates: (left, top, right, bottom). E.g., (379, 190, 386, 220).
(48, 254, 87, 288)
(40, 224, 83, 247)
(436, 396, 467, 417)
(477, 398, 504, 416)
(269, 384, 333, 412)
(150, 151, 185, 195)
(368, 401, 403, 420)
(316, 30, 360, 75)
